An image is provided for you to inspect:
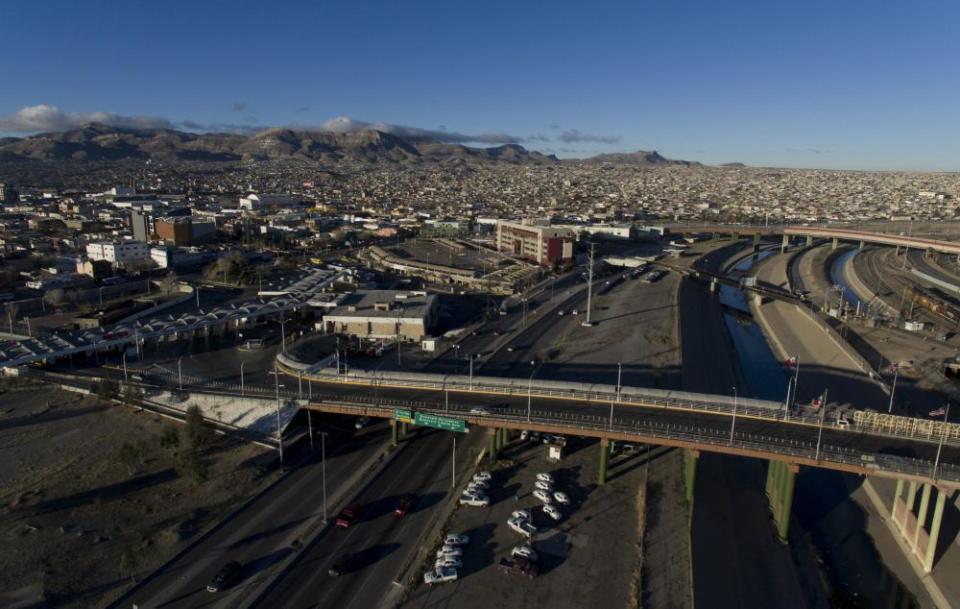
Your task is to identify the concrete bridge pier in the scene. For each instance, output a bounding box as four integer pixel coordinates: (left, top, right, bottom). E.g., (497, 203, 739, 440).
(780, 233, 789, 253)
(831, 237, 839, 250)
(683, 449, 699, 504)
(488, 428, 499, 466)
(859, 240, 865, 250)
(891, 480, 949, 572)
(709, 278, 718, 293)
(805, 235, 813, 247)
(390, 419, 399, 447)
(765, 460, 798, 543)
(732, 231, 740, 242)
(598, 438, 610, 485)
(752, 233, 762, 252)
(750, 292, 762, 307)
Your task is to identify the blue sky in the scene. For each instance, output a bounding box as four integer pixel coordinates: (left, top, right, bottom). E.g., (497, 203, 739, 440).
(1, 0, 958, 170)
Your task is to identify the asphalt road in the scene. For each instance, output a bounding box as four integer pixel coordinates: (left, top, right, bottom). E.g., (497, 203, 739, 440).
(251, 426, 482, 609)
(120, 421, 391, 609)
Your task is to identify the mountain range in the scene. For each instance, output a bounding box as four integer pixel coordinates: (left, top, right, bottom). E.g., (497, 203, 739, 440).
(0, 123, 697, 167)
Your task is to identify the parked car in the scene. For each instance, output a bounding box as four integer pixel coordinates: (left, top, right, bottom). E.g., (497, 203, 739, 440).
(498, 556, 538, 578)
(512, 544, 538, 562)
(335, 504, 364, 528)
(394, 494, 415, 517)
(473, 471, 492, 482)
(553, 491, 571, 505)
(436, 545, 464, 558)
(424, 567, 459, 585)
(468, 478, 489, 490)
(206, 560, 242, 593)
(534, 480, 553, 493)
(543, 504, 563, 521)
(508, 517, 537, 538)
(459, 493, 490, 507)
(533, 489, 553, 504)
(328, 554, 351, 577)
(535, 472, 554, 484)
(444, 533, 470, 546)
(435, 556, 463, 570)
(511, 509, 531, 521)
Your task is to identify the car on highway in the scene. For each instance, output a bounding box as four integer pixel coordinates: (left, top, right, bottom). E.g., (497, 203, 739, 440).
(534, 480, 553, 492)
(533, 489, 552, 504)
(469, 407, 490, 415)
(543, 504, 563, 521)
(512, 544, 539, 562)
(572, 309, 579, 315)
(557, 310, 565, 316)
(511, 509, 531, 521)
(498, 556, 538, 578)
(508, 517, 537, 538)
(328, 554, 352, 576)
(459, 493, 490, 507)
(335, 504, 364, 528)
(535, 472, 554, 484)
(394, 494, 415, 517)
(424, 567, 459, 585)
(444, 533, 470, 546)
(520, 430, 530, 441)
(206, 560, 242, 593)
(435, 556, 463, 570)
(354, 416, 371, 430)
(436, 545, 464, 558)
(553, 491, 571, 505)
(473, 471, 492, 483)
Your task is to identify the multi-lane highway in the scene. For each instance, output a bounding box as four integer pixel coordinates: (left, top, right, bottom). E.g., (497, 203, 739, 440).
(251, 426, 481, 609)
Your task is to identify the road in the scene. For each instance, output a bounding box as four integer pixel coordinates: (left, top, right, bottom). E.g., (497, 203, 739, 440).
(119, 421, 391, 609)
(252, 426, 482, 609)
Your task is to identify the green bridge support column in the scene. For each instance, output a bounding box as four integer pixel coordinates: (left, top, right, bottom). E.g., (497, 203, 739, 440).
(752, 233, 761, 252)
(765, 460, 797, 543)
(900, 481, 918, 536)
(780, 233, 789, 253)
(923, 488, 948, 573)
(912, 483, 932, 550)
(805, 235, 813, 247)
(732, 231, 740, 242)
(400, 421, 408, 436)
(892, 479, 904, 520)
(831, 237, 839, 250)
(488, 428, 498, 465)
(598, 439, 609, 485)
(859, 240, 865, 250)
(683, 449, 699, 504)
(390, 420, 399, 447)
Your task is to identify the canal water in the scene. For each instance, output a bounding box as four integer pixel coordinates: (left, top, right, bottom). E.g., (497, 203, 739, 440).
(829, 248, 865, 312)
(717, 247, 919, 609)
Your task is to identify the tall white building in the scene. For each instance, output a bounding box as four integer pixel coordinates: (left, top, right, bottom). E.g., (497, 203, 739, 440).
(86, 240, 151, 267)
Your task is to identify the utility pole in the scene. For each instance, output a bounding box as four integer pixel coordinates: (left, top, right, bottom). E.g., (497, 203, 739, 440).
(888, 366, 899, 413)
(582, 242, 595, 327)
(815, 389, 828, 461)
(274, 364, 284, 464)
(932, 403, 950, 480)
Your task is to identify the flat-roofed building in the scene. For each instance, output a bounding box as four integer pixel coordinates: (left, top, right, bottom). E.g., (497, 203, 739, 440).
(320, 290, 438, 341)
(496, 220, 575, 267)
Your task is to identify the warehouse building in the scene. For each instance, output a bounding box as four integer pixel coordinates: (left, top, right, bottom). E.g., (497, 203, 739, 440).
(320, 290, 438, 341)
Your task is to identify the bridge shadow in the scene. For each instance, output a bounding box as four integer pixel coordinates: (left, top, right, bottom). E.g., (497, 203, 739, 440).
(0, 404, 109, 431)
(27, 468, 178, 514)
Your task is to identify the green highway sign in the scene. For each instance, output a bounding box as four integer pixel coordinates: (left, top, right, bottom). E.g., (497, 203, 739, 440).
(394, 409, 414, 423)
(414, 412, 466, 433)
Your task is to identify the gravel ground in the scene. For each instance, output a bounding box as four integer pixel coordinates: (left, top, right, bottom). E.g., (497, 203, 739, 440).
(0, 378, 277, 609)
(401, 434, 648, 609)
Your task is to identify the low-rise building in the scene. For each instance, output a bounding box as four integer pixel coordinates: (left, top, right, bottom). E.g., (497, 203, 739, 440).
(85, 240, 150, 268)
(320, 290, 438, 341)
(495, 220, 575, 267)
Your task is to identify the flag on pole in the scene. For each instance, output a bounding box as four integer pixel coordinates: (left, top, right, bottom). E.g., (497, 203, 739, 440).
(784, 356, 797, 369)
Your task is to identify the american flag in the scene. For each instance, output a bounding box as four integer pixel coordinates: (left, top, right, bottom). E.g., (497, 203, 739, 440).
(883, 363, 898, 375)
(784, 356, 797, 368)
(929, 407, 947, 418)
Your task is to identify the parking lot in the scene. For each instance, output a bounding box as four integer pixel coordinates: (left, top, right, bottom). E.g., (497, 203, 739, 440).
(403, 433, 651, 609)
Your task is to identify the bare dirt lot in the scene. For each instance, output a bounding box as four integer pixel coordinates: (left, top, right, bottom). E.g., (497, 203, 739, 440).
(0, 378, 277, 609)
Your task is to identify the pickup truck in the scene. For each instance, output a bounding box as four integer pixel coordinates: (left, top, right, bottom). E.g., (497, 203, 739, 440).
(498, 556, 538, 578)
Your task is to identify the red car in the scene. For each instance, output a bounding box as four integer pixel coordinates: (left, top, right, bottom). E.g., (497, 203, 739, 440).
(394, 495, 415, 517)
(335, 504, 363, 528)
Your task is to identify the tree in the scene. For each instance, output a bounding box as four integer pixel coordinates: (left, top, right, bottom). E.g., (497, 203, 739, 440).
(184, 405, 212, 450)
(160, 423, 180, 450)
(117, 441, 143, 476)
(97, 378, 119, 401)
(177, 444, 208, 485)
(44, 288, 66, 310)
(159, 271, 179, 295)
(123, 383, 144, 404)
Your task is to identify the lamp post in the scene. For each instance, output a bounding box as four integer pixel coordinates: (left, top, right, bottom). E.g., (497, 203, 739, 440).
(527, 360, 536, 423)
(122, 352, 128, 384)
(321, 431, 328, 520)
(273, 364, 284, 464)
(729, 386, 738, 445)
(279, 317, 287, 354)
(616, 362, 622, 402)
(815, 389, 828, 461)
(177, 356, 183, 391)
(468, 353, 474, 390)
(888, 366, 899, 413)
(240, 361, 246, 396)
(932, 403, 951, 480)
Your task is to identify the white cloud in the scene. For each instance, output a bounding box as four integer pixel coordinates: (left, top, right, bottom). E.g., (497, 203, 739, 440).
(0, 104, 175, 132)
(313, 116, 526, 145)
(557, 129, 620, 144)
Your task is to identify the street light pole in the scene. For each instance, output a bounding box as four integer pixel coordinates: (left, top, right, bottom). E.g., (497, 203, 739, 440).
(468, 354, 474, 390)
(888, 366, 899, 413)
(122, 352, 128, 384)
(815, 389, 828, 461)
(279, 317, 287, 354)
(616, 362, 622, 402)
(240, 361, 245, 396)
(932, 403, 950, 480)
(321, 431, 328, 521)
(527, 360, 536, 423)
(452, 436, 457, 489)
(274, 364, 284, 464)
(729, 386, 738, 444)
(177, 356, 183, 391)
